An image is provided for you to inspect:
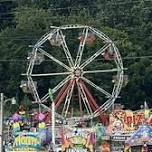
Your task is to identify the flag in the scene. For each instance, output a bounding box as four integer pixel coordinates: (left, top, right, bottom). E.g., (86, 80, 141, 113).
(144, 101, 149, 109)
(48, 88, 53, 102)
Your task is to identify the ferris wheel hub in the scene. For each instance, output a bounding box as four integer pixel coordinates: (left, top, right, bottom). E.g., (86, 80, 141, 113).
(74, 68, 82, 78)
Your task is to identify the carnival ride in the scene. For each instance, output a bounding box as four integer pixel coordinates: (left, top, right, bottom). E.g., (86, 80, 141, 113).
(5, 25, 124, 152)
(22, 24, 124, 124)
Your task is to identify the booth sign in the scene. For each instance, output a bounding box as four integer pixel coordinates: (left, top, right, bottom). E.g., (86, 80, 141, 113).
(108, 110, 151, 134)
(13, 135, 41, 150)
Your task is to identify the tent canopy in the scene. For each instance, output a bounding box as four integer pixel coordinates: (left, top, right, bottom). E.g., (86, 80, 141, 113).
(126, 124, 152, 146)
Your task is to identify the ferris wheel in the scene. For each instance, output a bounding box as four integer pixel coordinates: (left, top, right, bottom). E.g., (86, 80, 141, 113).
(23, 25, 124, 122)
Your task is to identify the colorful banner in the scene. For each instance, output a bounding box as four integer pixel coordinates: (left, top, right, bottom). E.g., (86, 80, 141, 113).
(13, 134, 41, 150)
(69, 136, 87, 148)
(107, 109, 152, 134)
(61, 127, 95, 152)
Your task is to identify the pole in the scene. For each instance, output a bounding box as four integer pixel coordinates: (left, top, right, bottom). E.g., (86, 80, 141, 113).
(0, 93, 4, 152)
(52, 101, 55, 151)
(49, 88, 55, 151)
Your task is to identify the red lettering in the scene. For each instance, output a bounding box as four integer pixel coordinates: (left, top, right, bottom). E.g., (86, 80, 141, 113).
(133, 115, 136, 124)
(125, 116, 132, 127)
(136, 114, 144, 125)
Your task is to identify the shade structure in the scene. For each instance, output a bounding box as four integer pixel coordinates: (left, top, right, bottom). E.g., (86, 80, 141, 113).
(126, 124, 152, 146)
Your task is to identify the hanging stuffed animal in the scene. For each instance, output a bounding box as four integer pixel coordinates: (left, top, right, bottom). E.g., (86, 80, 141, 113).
(18, 105, 27, 125)
(12, 113, 21, 134)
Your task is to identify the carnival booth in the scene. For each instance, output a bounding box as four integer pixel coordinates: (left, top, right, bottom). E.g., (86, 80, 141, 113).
(104, 107, 152, 152)
(125, 124, 152, 152)
(60, 126, 96, 152)
(5, 110, 52, 152)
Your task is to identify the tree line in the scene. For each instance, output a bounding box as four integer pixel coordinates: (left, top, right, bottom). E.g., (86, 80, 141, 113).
(0, 0, 152, 113)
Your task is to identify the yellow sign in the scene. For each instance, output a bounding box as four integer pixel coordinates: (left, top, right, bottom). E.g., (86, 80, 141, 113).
(13, 135, 40, 149)
(70, 136, 86, 145)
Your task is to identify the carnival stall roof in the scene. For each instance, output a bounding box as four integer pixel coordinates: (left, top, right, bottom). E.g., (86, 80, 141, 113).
(126, 124, 152, 146)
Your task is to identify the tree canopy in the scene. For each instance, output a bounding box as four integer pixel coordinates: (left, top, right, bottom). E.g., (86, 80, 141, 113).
(0, 0, 152, 111)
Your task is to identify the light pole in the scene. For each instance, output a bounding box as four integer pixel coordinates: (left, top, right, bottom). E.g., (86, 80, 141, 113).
(0, 93, 4, 152)
(49, 89, 55, 151)
(0, 93, 16, 152)
(52, 100, 55, 151)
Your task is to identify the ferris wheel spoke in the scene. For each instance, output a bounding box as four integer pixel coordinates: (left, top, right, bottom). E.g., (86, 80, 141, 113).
(52, 76, 71, 93)
(61, 81, 73, 115)
(89, 27, 110, 42)
(75, 27, 89, 67)
(77, 81, 93, 115)
(80, 43, 111, 69)
(41, 76, 71, 102)
(35, 29, 57, 47)
(63, 80, 75, 118)
(78, 87, 83, 117)
(38, 48, 71, 71)
(27, 72, 71, 77)
(94, 73, 123, 117)
(59, 30, 74, 67)
(81, 77, 112, 98)
(40, 103, 65, 120)
(94, 98, 114, 117)
(83, 68, 119, 74)
(61, 90, 69, 116)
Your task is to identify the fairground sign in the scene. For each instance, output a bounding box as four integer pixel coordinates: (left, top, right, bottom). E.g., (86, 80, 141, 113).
(61, 127, 95, 152)
(107, 109, 151, 134)
(111, 135, 130, 141)
(12, 134, 41, 151)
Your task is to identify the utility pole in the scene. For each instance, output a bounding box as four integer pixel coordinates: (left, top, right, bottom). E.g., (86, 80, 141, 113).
(0, 93, 16, 152)
(0, 93, 4, 152)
